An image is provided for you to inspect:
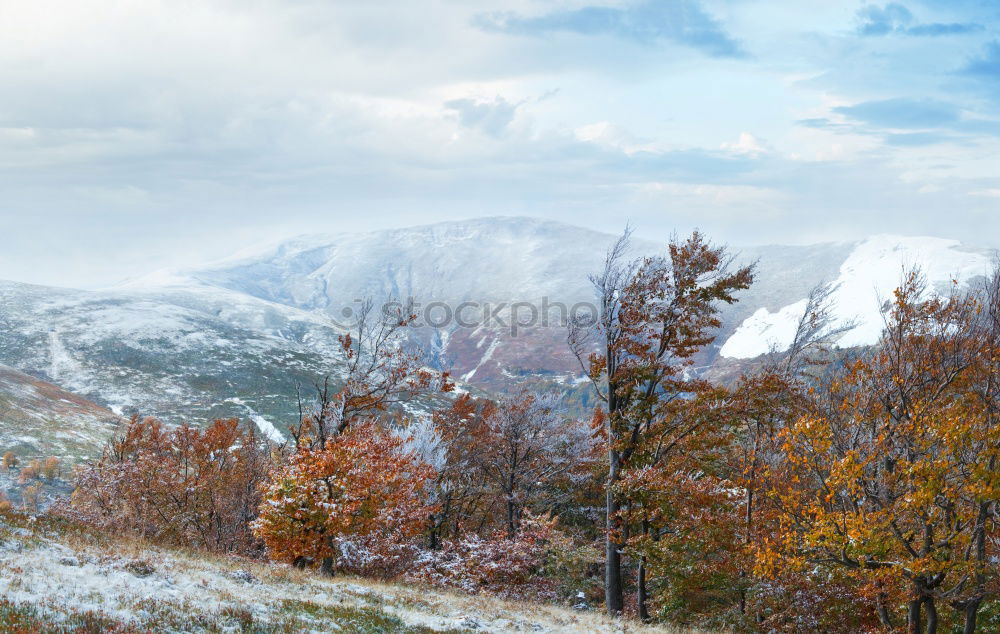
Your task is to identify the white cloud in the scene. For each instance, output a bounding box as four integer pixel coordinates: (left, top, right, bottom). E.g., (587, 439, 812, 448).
(0, 0, 998, 287)
(970, 189, 1000, 198)
(721, 132, 771, 157)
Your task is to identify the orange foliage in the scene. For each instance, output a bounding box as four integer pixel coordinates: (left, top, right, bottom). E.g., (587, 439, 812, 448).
(759, 271, 1000, 632)
(254, 421, 435, 576)
(68, 416, 273, 556)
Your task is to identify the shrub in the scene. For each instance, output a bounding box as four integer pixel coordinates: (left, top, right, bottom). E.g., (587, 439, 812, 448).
(41, 456, 60, 480)
(17, 464, 38, 484)
(21, 483, 42, 512)
(67, 416, 274, 556)
(408, 513, 567, 599)
(254, 421, 435, 577)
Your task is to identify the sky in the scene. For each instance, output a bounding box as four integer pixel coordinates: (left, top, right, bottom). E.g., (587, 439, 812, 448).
(1, 0, 998, 288)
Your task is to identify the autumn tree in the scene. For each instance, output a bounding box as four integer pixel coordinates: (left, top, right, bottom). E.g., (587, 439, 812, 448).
(427, 393, 498, 545)
(254, 421, 435, 577)
(761, 270, 997, 634)
(70, 416, 273, 555)
(426, 390, 595, 545)
(263, 296, 452, 576)
(473, 390, 592, 536)
(570, 229, 754, 616)
(717, 281, 856, 622)
(949, 262, 1000, 633)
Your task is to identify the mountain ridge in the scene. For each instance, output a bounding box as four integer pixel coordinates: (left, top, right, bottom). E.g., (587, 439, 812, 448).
(1, 218, 995, 446)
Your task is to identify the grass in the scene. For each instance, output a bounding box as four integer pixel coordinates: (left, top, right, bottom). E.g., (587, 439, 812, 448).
(0, 600, 130, 633)
(0, 508, 696, 633)
(0, 597, 462, 634)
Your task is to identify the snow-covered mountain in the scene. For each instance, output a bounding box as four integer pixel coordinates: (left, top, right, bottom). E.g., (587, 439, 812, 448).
(720, 235, 992, 358)
(0, 217, 994, 450)
(122, 217, 995, 384)
(118, 218, 846, 388)
(0, 280, 453, 442)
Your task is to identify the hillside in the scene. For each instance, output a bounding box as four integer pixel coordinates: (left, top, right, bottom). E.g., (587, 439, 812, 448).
(0, 218, 994, 443)
(0, 512, 686, 633)
(0, 280, 456, 443)
(0, 364, 119, 460)
(123, 217, 995, 385)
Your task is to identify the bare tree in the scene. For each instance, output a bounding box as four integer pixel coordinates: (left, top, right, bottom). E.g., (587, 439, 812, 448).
(782, 281, 857, 374)
(475, 390, 592, 536)
(568, 230, 636, 616)
(291, 298, 452, 449)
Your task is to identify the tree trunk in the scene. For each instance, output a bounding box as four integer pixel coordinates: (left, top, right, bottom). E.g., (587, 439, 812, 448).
(908, 599, 922, 634)
(875, 588, 894, 630)
(605, 447, 624, 616)
(637, 519, 650, 621)
(506, 496, 517, 537)
(924, 596, 937, 634)
(637, 555, 649, 621)
(963, 598, 981, 634)
(962, 500, 989, 634)
(428, 512, 439, 550)
(320, 556, 335, 577)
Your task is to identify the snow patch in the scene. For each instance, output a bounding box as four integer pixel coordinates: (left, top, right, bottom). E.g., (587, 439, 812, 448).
(225, 397, 285, 443)
(721, 235, 989, 359)
(47, 330, 84, 383)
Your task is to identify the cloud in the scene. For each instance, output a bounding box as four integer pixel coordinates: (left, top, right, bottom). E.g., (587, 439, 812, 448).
(800, 97, 1000, 147)
(833, 97, 959, 128)
(721, 132, 771, 157)
(962, 41, 1000, 80)
(444, 96, 519, 137)
(884, 131, 960, 145)
(856, 3, 983, 37)
(2, 0, 999, 287)
(474, 0, 745, 58)
(969, 188, 1000, 197)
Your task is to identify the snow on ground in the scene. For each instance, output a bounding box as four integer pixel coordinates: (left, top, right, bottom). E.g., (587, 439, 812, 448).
(720, 235, 990, 359)
(225, 397, 287, 444)
(0, 514, 685, 633)
(719, 299, 808, 359)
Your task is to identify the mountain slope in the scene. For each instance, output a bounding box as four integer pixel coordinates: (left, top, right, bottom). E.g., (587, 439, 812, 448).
(0, 513, 682, 633)
(1, 218, 994, 445)
(0, 364, 120, 459)
(720, 235, 992, 358)
(0, 281, 453, 443)
(124, 217, 995, 384)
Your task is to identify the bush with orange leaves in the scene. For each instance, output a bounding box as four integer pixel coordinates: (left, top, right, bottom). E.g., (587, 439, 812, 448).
(253, 421, 435, 578)
(66, 416, 273, 556)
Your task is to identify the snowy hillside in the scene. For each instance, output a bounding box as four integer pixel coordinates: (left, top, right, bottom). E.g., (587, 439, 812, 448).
(0, 281, 452, 442)
(123, 217, 617, 308)
(0, 513, 677, 633)
(1, 218, 994, 447)
(119, 218, 864, 389)
(131, 217, 994, 378)
(719, 235, 992, 358)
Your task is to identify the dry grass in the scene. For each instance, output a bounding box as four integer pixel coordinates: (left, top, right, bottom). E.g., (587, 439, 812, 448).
(0, 510, 702, 633)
